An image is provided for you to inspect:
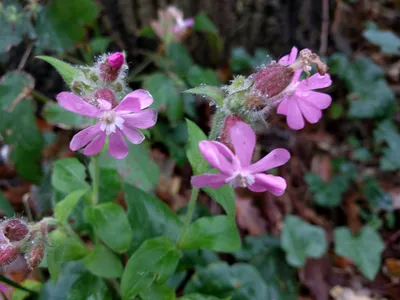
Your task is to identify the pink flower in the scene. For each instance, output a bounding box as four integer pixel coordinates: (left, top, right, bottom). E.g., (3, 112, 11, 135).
(277, 47, 332, 130)
(191, 121, 290, 195)
(107, 52, 124, 69)
(56, 89, 157, 159)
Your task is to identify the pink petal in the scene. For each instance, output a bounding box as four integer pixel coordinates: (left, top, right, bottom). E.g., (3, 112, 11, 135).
(199, 141, 234, 175)
(113, 95, 141, 115)
(292, 69, 303, 83)
(121, 126, 145, 144)
(230, 121, 256, 167)
(97, 99, 112, 111)
(297, 98, 322, 124)
(297, 73, 332, 91)
(285, 96, 305, 130)
(207, 141, 235, 161)
(248, 174, 287, 196)
(191, 174, 228, 188)
(122, 109, 157, 129)
(277, 98, 289, 115)
(278, 47, 298, 65)
(70, 124, 101, 151)
(56, 92, 101, 118)
(115, 90, 154, 113)
(108, 130, 129, 159)
(83, 132, 106, 156)
(247, 149, 290, 174)
(300, 91, 332, 110)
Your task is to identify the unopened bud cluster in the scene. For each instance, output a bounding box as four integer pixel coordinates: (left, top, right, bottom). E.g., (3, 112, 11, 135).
(214, 48, 329, 136)
(71, 52, 129, 112)
(0, 218, 52, 269)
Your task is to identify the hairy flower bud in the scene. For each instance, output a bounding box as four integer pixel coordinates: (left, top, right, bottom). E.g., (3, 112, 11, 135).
(99, 52, 125, 82)
(26, 243, 44, 270)
(0, 244, 19, 267)
(2, 219, 29, 242)
(94, 88, 118, 107)
(220, 115, 245, 150)
(253, 63, 294, 98)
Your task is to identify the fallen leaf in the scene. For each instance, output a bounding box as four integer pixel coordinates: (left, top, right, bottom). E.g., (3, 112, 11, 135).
(236, 194, 266, 236)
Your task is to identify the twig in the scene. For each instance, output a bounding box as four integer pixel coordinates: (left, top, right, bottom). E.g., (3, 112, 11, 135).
(332, 0, 343, 33)
(319, 0, 330, 56)
(31, 89, 52, 104)
(18, 42, 34, 71)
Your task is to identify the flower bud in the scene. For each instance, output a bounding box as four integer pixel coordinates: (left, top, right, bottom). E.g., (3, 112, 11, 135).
(220, 115, 245, 150)
(0, 244, 19, 267)
(94, 88, 118, 107)
(25, 243, 44, 270)
(253, 63, 294, 98)
(99, 52, 124, 83)
(2, 219, 29, 242)
(107, 52, 124, 69)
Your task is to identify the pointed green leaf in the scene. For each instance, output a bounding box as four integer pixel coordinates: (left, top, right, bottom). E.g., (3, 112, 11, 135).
(85, 203, 132, 253)
(54, 188, 89, 224)
(84, 244, 123, 279)
(36, 56, 80, 86)
(179, 216, 241, 252)
(51, 158, 89, 193)
(184, 86, 223, 107)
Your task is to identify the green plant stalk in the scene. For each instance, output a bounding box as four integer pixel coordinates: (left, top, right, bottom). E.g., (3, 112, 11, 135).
(177, 109, 225, 247)
(91, 155, 100, 206)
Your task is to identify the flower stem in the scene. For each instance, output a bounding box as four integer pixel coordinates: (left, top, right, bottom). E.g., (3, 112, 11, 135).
(177, 109, 224, 247)
(177, 188, 199, 247)
(91, 155, 100, 206)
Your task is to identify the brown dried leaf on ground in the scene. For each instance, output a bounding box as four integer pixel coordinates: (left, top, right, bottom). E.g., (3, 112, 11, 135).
(343, 192, 362, 235)
(300, 256, 331, 300)
(311, 153, 332, 182)
(235, 193, 266, 236)
(330, 286, 387, 300)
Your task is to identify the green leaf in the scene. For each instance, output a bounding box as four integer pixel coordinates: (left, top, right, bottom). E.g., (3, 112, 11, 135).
(66, 272, 112, 300)
(47, 229, 89, 283)
(184, 262, 268, 300)
(43, 102, 91, 128)
(0, 72, 43, 182)
(36, 56, 81, 86)
(85, 202, 132, 253)
(124, 184, 182, 251)
(89, 162, 121, 203)
(140, 283, 176, 300)
(234, 235, 281, 261)
(121, 237, 182, 300)
(305, 173, 349, 207)
(98, 143, 160, 192)
(203, 186, 235, 218)
(230, 47, 252, 72)
(185, 119, 207, 175)
(363, 22, 400, 55)
(54, 188, 89, 224)
(334, 226, 384, 280)
(89, 37, 112, 54)
(180, 216, 241, 252)
(0, 190, 14, 217)
(180, 294, 225, 300)
(374, 120, 400, 171)
(281, 215, 327, 267)
(184, 86, 224, 107)
(0, 2, 36, 53)
(84, 244, 123, 279)
(193, 13, 218, 33)
(143, 73, 183, 123)
(187, 66, 220, 87)
(0, 71, 34, 110)
(35, 0, 99, 53)
(11, 279, 42, 300)
(166, 43, 194, 76)
(329, 55, 395, 119)
(51, 158, 89, 193)
(362, 176, 393, 210)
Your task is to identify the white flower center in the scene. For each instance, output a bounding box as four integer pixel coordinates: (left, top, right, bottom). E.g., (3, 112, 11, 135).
(99, 111, 124, 135)
(225, 171, 255, 188)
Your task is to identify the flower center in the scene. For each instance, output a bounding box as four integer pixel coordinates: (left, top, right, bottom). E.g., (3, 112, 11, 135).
(99, 111, 124, 135)
(225, 171, 255, 188)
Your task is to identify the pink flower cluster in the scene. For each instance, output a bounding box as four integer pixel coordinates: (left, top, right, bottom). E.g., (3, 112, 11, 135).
(276, 47, 332, 130)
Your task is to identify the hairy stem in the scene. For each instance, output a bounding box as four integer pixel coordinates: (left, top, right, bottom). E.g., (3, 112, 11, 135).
(91, 155, 100, 206)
